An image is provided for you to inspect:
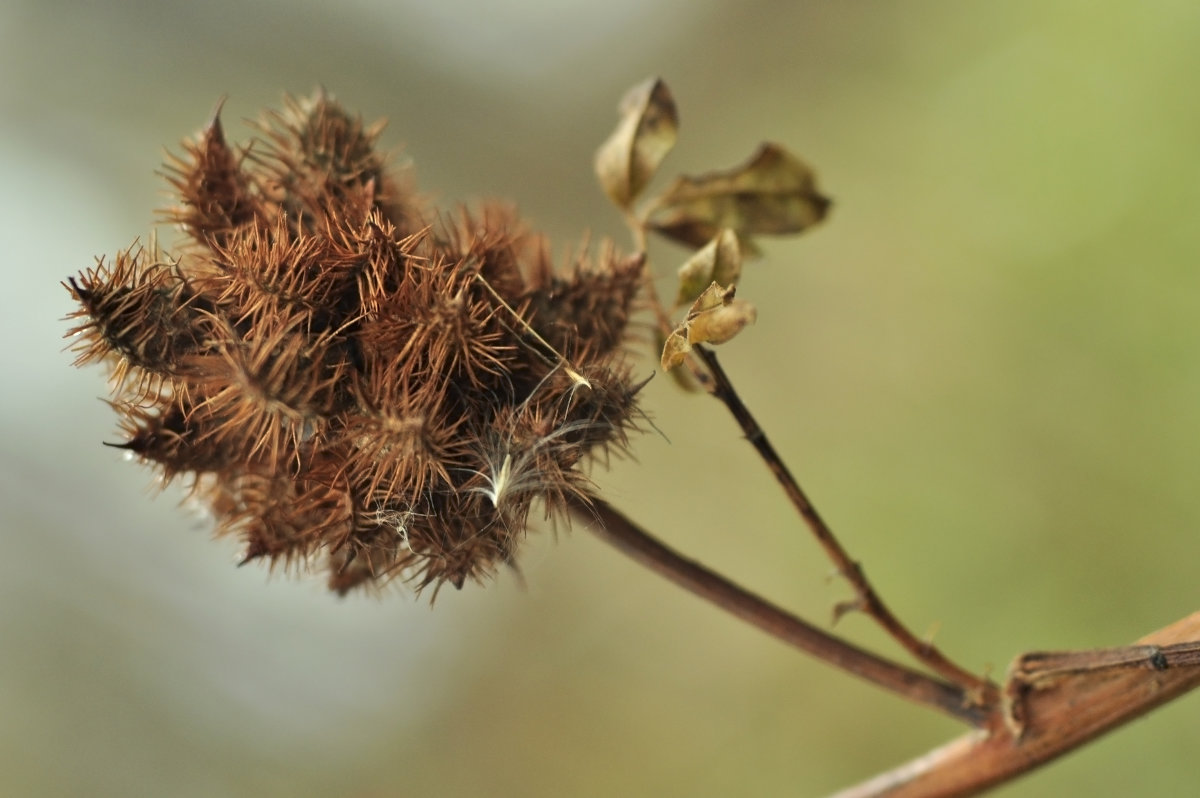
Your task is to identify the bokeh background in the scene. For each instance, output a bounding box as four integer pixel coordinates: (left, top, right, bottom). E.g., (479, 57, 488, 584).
(4, 1, 1200, 796)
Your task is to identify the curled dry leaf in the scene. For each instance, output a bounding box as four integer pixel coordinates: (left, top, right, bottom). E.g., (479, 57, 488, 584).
(594, 78, 679, 209)
(648, 142, 831, 250)
(660, 281, 757, 371)
(660, 328, 692, 373)
(675, 228, 742, 307)
(654, 326, 703, 392)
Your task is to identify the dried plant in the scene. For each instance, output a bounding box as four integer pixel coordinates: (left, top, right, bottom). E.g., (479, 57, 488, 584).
(64, 81, 1200, 796)
(65, 91, 643, 595)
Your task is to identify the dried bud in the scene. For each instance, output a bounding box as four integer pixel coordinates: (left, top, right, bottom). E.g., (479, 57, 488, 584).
(65, 91, 646, 597)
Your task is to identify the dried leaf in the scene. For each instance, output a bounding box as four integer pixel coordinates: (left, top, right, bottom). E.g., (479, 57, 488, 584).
(675, 228, 742, 307)
(594, 78, 679, 209)
(656, 326, 703, 390)
(660, 327, 693, 371)
(648, 142, 831, 249)
(659, 282, 757, 371)
(689, 297, 757, 345)
(688, 280, 732, 316)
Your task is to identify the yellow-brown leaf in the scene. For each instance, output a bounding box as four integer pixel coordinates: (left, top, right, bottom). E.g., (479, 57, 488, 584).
(594, 78, 679, 209)
(675, 228, 742, 307)
(659, 282, 757, 371)
(648, 142, 830, 249)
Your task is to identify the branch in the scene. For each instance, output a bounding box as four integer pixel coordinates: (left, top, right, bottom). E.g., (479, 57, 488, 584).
(570, 494, 989, 727)
(829, 611, 1200, 798)
(691, 346, 997, 704)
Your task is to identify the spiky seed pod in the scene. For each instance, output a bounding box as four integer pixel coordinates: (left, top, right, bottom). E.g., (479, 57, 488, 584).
(339, 369, 469, 510)
(105, 397, 237, 481)
(523, 248, 647, 360)
(184, 311, 348, 468)
(246, 91, 425, 237)
(64, 242, 210, 404)
(65, 91, 646, 596)
(161, 113, 258, 246)
(201, 213, 338, 324)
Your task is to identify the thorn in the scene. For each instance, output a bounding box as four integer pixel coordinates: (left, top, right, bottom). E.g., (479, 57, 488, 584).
(630, 371, 656, 395)
(208, 95, 229, 133)
(65, 276, 91, 302)
(336, 548, 358, 574)
(237, 543, 267, 567)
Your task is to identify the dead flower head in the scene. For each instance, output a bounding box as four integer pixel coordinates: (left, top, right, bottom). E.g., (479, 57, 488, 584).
(65, 91, 646, 596)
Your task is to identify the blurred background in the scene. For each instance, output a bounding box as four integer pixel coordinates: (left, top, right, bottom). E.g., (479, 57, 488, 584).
(4, 1, 1200, 796)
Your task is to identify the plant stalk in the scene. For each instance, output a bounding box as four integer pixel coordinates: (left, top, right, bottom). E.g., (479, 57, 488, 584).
(693, 346, 997, 704)
(571, 495, 989, 727)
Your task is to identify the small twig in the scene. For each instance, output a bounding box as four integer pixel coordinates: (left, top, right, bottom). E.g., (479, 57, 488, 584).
(691, 345, 997, 704)
(829, 612, 1200, 798)
(570, 494, 990, 727)
(623, 218, 678, 345)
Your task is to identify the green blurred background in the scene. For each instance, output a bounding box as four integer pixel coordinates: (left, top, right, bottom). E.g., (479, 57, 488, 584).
(3, 1, 1199, 795)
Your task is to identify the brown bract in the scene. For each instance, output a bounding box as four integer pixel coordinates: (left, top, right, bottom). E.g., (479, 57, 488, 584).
(64, 91, 646, 596)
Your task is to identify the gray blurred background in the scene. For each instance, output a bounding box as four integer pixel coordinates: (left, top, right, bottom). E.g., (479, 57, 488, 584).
(4, 1, 1200, 796)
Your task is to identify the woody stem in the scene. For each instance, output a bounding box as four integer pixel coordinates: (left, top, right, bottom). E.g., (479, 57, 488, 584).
(571, 495, 990, 726)
(691, 346, 997, 704)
